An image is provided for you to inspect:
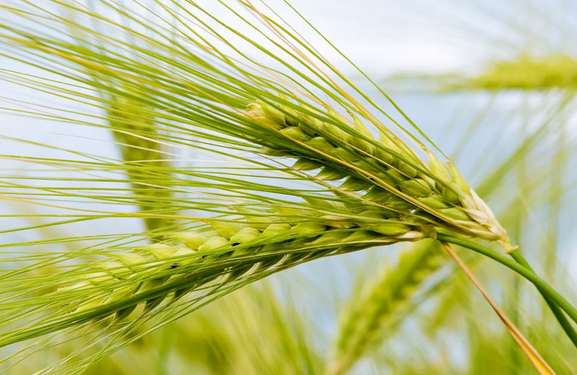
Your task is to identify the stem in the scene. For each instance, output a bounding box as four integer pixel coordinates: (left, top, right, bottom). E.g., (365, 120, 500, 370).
(437, 233, 577, 326)
(509, 249, 577, 349)
(441, 242, 555, 375)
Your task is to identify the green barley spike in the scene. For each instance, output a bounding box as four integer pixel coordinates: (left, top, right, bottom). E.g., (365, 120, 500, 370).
(108, 94, 174, 233)
(328, 240, 447, 375)
(52, 212, 427, 326)
(246, 100, 512, 249)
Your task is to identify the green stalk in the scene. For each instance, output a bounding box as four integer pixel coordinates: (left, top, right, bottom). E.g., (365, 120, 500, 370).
(437, 233, 577, 326)
(508, 249, 577, 348)
(445, 225, 577, 349)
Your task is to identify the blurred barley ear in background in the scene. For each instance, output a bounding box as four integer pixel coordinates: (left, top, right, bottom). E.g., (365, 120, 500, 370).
(108, 92, 175, 233)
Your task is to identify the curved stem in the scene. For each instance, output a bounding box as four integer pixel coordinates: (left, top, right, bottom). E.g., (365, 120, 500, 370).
(509, 249, 577, 349)
(441, 242, 555, 375)
(437, 233, 577, 326)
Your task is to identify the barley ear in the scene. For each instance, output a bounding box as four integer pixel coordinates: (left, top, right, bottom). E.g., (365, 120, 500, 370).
(327, 240, 446, 375)
(108, 93, 174, 233)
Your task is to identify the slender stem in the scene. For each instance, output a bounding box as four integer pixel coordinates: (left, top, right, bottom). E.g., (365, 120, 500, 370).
(437, 233, 577, 326)
(509, 249, 577, 349)
(441, 242, 555, 375)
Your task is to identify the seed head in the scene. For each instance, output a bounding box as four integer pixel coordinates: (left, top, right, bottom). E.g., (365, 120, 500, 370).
(246, 99, 511, 248)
